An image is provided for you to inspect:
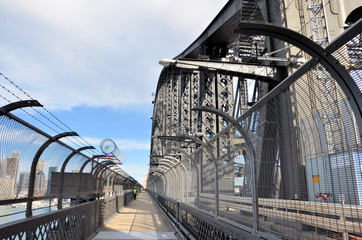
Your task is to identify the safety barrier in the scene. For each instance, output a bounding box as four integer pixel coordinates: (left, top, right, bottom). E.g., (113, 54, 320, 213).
(0, 191, 134, 240)
(148, 1, 362, 239)
(150, 191, 276, 240)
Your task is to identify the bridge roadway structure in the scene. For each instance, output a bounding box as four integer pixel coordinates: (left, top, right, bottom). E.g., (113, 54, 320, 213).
(0, 0, 361, 239)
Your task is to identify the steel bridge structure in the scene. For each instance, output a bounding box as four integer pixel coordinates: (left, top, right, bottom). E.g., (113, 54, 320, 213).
(0, 0, 360, 239)
(147, 0, 362, 239)
(0, 99, 142, 239)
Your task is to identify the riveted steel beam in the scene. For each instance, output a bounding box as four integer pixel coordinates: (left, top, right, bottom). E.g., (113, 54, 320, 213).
(160, 58, 277, 85)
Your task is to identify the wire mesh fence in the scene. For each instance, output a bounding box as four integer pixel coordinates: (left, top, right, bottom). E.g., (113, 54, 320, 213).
(0, 76, 142, 228)
(148, 3, 362, 239)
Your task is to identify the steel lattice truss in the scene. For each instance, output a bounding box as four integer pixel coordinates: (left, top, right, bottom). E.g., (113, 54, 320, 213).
(148, 0, 362, 239)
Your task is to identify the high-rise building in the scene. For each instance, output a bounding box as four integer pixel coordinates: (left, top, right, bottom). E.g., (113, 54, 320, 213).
(5, 151, 20, 178)
(34, 171, 47, 197)
(34, 159, 47, 196)
(0, 177, 16, 200)
(47, 166, 58, 195)
(0, 151, 20, 199)
(17, 172, 30, 197)
(0, 154, 6, 177)
(36, 159, 45, 173)
(0, 151, 20, 178)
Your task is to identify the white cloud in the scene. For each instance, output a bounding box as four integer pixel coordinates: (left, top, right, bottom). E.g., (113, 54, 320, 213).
(0, 0, 228, 110)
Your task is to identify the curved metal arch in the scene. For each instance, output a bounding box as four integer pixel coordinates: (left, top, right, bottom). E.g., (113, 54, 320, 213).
(157, 156, 189, 201)
(155, 134, 220, 214)
(57, 146, 95, 209)
(155, 164, 171, 173)
(154, 160, 174, 170)
(96, 163, 115, 181)
(149, 173, 164, 193)
(93, 161, 115, 178)
(162, 154, 190, 187)
(156, 159, 184, 195)
(192, 105, 258, 230)
(96, 167, 114, 196)
(79, 155, 105, 176)
(150, 169, 166, 175)
(90, 160, 114, 197)
(77, 155, 104, 203)
(160, 155, 188, 201)
(169, 167, 179, 199)
(117, 173, 128, 185)
(26, 131, 78, 217)
(0, 100, 42, 113)
(157, 158, 177, 167)
(235, 21, 362, 138)
(168, 147, 200, 208)
(102, 169, 115, 191)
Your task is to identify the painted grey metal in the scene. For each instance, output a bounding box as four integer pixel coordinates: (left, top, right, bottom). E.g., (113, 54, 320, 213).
(168, 147, 200, 209)
(176, 0, 243, 59)
(192, 105, 259, 233)
(26, 131, 78, 217)
(234, 21, 362, 140)
(161, 58, 277, 85)
(0, 192, 136, 240)
(150, 191, 280, 240)
(325, 18, 362, 54)
(58, 146, 95, 209)
(157, 134, 220, 215)
(0, 100, 42, 113)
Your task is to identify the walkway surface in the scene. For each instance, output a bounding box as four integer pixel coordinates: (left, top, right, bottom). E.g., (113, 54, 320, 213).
(93, 192, 177, 240)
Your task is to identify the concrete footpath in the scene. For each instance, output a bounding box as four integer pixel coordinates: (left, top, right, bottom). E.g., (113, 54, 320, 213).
(93, 192, 177, 240)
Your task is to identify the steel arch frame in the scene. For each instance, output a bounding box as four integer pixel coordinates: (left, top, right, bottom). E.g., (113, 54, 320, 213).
(26, 131, 78, 217)
(234, 21, 362, 140)
(57, 146, 95, 209)
(192, 105, 259, 232)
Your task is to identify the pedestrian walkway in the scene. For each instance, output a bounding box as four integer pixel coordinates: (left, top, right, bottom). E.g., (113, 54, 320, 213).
(93, 192, 177, 240)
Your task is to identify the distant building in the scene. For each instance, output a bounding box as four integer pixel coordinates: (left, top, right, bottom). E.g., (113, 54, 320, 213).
(36, 158, 45, 172)
(0, 177, 16, 200)
(0, 151, 20, 199)
(0, 151, 20, 178)
(34, 159, 47, 196)
(17, 172, 30, 197)
(34, 171, 47, 197)
(47, 166, 58, 195)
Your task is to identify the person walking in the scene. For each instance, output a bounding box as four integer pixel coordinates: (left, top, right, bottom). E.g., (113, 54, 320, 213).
(133, 187, 138, 200)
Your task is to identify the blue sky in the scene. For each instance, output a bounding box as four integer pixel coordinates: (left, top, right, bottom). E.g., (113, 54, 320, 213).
(0, 0, 228, 185)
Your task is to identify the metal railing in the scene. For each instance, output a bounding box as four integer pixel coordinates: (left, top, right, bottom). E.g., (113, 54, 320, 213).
(0, 191, 134, 240)
(148, 1, 362, 239)
(0, 74, 142, 238)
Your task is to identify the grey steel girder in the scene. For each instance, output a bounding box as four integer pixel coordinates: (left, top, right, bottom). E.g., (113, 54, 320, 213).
(234, 21, 362, 139)
(159, 58, 277, 85)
